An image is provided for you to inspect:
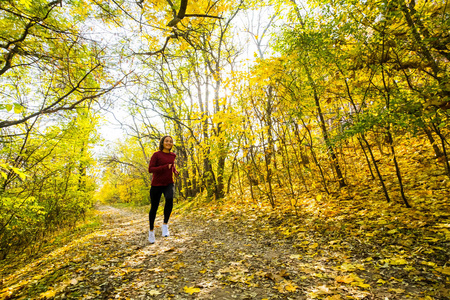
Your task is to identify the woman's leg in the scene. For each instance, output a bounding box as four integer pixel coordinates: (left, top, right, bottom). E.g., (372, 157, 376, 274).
(149, 186, 163, 231)
(162, 184, 174, 224)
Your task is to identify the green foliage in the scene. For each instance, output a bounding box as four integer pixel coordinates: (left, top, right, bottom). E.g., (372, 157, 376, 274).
(0, 110, 99, 259)
(97, 137, 152, 205)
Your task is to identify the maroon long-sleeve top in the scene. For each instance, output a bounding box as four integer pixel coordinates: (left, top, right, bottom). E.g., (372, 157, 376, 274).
(148, 151, 177, 186)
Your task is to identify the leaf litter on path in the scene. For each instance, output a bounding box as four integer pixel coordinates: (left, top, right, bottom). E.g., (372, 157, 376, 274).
(0, 202, 449, 299)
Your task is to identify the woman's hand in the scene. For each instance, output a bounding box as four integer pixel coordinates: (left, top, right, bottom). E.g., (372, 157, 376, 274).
(168, 164, 172, 169)
(174, 170, 179, 177)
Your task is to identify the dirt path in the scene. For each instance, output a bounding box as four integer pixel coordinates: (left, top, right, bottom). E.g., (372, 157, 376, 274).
(1, 206, 447, 299)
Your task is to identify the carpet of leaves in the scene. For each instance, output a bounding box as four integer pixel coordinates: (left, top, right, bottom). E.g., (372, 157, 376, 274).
(1, 195, 449, 300)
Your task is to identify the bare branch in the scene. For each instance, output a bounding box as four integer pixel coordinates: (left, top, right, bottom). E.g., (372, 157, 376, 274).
(184, 14, 223, 19)
(133, 35, 175, 56)
(0, 69, 128, 128)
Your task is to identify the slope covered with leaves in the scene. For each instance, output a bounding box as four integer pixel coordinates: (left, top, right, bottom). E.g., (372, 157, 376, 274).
(179, 134, 450, 299)
(1, 167, 448, 300)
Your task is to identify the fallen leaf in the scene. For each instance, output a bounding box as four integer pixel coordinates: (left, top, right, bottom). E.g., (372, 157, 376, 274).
(435, 267, 450, 275)
(421, 261, 437, 267)
(310, 285, 335, 296)
(335, 275, 355, 284)
(174, 262, 186, 270)
(354, 281, 371, 289)
(148, 290, 161, 296)
(388, 258, 408, 265)
(273, 280, 298, 294)
(389, 288, 405, 294)
(40, 290, 56, 299)
(184, 286, 201, 295)
(149, 267, 164, 273)
(338, 263, 364, 271)
(310, 243, 319, 249)
(285, 282, 298, 292)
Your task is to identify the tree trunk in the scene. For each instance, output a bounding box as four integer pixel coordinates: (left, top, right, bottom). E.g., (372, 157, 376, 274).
(423, 126, 444, 158)
(305, 67, 346, 188)
(302, 118, 330, 194)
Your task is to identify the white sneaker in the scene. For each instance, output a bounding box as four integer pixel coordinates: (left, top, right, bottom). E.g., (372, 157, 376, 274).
(148, 231, 155, 243)
(162, 224, 169, 237)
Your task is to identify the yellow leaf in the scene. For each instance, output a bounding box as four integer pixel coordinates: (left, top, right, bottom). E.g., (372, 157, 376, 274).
(335, 275, 354, 283)
(40, 290, 56, 298)
(338, 263, 364, 271)
(184, 286, 201, 295)
(347, 274, 371, 289)
(285, 283, 298, 292)
(290, 254, 302, 259)
(421, 261, 437, 267)
(424, 237, 439, 242)
(404, 265, 416, 271)
(435, 267, 450, 275)
(174, 262, 186, 270)
(388, 258, 408, 265)
(390, 277, 403, 282)
(355, 281, 371, 289)
(149, 267, 164, 272)
(389, 288, 405, 294)
(314, 273, 326, 278)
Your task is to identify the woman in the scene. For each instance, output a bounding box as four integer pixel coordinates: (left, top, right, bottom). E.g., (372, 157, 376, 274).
(147, 135, 179, 244)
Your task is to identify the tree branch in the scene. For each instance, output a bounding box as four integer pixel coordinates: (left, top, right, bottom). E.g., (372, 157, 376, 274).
(0, 69, 127, 128)
(133, 35, 175, 56)
(166, 0, 223, 27)
(184, 14, 223, 19)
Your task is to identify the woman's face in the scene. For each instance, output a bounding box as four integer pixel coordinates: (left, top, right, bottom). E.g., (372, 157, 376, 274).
(163, 137, 173, 150)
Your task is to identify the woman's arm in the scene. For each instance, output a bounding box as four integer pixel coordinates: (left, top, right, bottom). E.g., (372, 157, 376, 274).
(148, 153, 169, 173)
(171, 155, 179, 176)
(172, 159, 179, 176)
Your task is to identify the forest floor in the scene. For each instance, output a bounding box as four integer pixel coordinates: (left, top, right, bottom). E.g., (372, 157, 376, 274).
(0, 199, 449, 300)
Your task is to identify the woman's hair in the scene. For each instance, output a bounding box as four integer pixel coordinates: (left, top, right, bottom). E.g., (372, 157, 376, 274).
(159, 135, 173, 151)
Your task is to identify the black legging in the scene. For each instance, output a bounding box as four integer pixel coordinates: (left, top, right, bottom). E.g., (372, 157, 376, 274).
(149, 184, 174, 231)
